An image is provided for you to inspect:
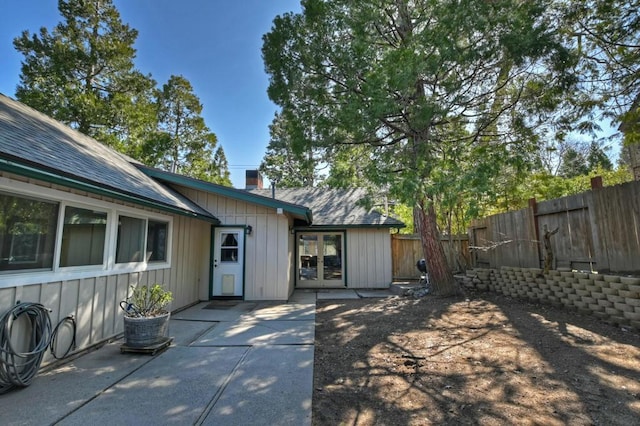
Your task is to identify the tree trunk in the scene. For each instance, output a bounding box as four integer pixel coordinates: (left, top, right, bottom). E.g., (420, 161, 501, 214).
(414, 198, 457, 296)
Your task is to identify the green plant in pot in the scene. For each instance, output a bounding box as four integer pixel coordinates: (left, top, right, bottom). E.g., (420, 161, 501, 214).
(121, 284, 173, 348)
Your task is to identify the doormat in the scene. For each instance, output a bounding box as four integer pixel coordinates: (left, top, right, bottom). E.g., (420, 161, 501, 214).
(203, 301, 239, 310)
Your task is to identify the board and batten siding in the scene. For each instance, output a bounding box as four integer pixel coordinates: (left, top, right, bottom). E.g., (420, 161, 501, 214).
(175, 185, 294, 301)
(346, 229, 393, 288)
(0, 174, 209, 366)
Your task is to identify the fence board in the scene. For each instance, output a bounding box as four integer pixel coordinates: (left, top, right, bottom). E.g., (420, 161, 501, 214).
(471, 179, 640, 275)
(391, 234, 469, 279)
(391, 234, 422, 280)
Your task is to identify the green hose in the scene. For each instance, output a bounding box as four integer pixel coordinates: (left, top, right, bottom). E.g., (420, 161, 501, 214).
(0, 302, 52, 394)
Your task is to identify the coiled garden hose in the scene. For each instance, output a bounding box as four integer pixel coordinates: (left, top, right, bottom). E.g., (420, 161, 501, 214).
(49, 315, 77, 360)
(0, 302, 52, 394)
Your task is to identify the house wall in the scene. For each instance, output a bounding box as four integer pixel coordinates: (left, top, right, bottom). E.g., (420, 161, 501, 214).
(346, 228, 393, 288)
(0, 172, 208, 366)
(173, 185, 294, 301)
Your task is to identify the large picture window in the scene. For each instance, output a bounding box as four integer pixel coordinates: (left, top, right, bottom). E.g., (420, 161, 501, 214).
(60, 206, 107, 267)
(0, 193, 59, 272)
(116, 215, 145, 263)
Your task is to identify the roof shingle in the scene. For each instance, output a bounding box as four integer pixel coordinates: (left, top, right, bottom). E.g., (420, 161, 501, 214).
(0, 93, 214, 220)
(249, 188, 404, 227)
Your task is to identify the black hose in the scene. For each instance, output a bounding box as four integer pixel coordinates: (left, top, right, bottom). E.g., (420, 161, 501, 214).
(50, 315, 77, 360)
(0, 302, 52, 394)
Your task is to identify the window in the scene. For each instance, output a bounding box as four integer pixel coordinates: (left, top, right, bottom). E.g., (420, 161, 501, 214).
(59, 206, 107, 267)
(116, 215, 145, 263)
(147, 220, 168, 262)
(220, 232, 238, 262)
(0, 193, 59, 272)
(0, 181, 173, 286)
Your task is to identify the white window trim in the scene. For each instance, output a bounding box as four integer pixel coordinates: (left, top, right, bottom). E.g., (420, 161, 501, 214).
(111, 211, 172, 270)
(0, 176, 173, 289)
(55, 200, 111, 272)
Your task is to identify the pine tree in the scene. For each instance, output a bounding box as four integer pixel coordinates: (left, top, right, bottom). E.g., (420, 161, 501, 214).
(13, 0, 156, 152)
(151, 75, 230, 183)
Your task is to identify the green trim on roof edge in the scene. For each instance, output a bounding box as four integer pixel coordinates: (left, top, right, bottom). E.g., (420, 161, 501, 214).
(293, 223, 405, 231)
(0, 158, 220, 224)
(137, 165, 313, 224)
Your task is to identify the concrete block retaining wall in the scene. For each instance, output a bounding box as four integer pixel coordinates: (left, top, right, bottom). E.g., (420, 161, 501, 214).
(455, 267, 640, 331)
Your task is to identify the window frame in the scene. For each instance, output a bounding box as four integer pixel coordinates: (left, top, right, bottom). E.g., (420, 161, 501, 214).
(57, 203, 110, 270)
(0, 191, 59, 272)
(114, 213, 147, 266)
(0, 177, 173, 288)
(146, 219, 170, 264)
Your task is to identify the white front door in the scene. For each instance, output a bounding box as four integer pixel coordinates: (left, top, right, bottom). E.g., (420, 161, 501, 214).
(212, 228, 244, 297)
(297, 232, 345, 288)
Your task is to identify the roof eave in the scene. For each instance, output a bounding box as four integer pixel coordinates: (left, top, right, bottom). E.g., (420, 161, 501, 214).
(137, 165, 313, 224)
(293, 223, 406, 230)
(0, 158, 220, 224)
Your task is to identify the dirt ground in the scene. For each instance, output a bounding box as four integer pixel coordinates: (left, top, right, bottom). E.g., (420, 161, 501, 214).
(312, 291, 640, 425)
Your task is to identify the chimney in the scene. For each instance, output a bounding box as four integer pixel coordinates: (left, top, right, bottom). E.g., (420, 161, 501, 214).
(245, 170, 263, 190)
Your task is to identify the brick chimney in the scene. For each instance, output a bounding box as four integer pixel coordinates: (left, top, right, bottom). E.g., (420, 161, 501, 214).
(245, 170, 263, 189)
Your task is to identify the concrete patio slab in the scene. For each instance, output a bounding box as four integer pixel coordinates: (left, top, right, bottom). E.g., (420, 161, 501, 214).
(201, 344, 313, 426)
(316, 289, 360, 299)
(241, 302, 316, 321)
(193, 319, 315, 346)
(172, 302, 253, 322)
(168, 318, 218, 347)
(288, 290, 317, 303)
(57, 346, 248, 426)
(0, 341, 151, 425)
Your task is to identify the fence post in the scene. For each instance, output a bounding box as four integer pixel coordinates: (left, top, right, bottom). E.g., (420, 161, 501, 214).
(591, 176, 603, 189)
(529, 198, 541, 268)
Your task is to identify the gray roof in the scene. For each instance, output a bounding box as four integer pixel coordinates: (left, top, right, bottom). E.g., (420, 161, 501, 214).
(249, 188, 404, 227)
(0, 93, 216, 221)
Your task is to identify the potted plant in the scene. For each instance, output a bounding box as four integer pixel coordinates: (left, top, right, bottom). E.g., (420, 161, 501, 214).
(121, 284, 173, 348)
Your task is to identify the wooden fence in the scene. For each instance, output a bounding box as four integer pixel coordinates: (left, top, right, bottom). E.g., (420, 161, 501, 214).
(469, 179, 640, 275)
(391, 233, 470, 280)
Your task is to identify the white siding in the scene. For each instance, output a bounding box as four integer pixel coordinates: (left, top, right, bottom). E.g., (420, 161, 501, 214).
(346, 229, 393, 288)
(174, 185, 293, 301)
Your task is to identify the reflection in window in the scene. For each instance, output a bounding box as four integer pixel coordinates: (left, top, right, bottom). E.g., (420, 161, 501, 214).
(0, 193, 58, 272)
(116, 216, 145, 263)
(298, 234, 318, 280)
(220, 232, 238, 262)
(323, 234, 342, 280)
(147, 220, 168, 262)
(60, 206, 107, 267)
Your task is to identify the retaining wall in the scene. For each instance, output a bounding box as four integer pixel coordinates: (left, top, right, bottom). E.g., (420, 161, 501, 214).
(456, 267, 640, 331)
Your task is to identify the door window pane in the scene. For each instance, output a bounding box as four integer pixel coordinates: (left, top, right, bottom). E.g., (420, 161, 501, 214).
(220, 232, 238, 262)
(147, 220, 168, 262)
(60, 206, 107, 267)
(116, 215, 145, 263)
(0, 193, 59, 272)
(323, 234, 342, 280)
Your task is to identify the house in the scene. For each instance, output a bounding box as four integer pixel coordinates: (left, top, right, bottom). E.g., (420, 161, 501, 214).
(0, 93, 403, 362)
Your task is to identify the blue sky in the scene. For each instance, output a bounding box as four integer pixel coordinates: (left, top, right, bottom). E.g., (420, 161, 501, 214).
(0, 0, 301, 188)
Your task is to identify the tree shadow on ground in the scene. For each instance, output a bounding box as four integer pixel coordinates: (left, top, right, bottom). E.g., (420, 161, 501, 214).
(312, 292, 640, 425)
